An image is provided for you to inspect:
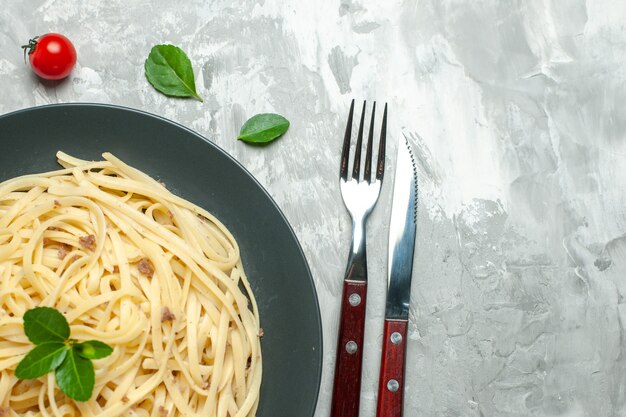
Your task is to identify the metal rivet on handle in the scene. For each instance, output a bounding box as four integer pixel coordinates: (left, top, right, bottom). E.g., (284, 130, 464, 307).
(390, 332, 403, 345)
(348, 293, 361, 306)
(387, 379, 399, 392)
(345, 341, 358, 354)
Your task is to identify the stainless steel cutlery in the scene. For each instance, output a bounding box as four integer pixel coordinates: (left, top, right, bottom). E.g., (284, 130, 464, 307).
(331, 102, 417, 417)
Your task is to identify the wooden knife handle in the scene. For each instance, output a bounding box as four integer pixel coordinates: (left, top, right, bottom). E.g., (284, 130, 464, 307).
(376, 319, 408, 417)
(330, 280, 368, 417)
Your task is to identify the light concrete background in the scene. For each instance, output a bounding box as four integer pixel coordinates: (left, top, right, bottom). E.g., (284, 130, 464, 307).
(2, 1, 626, 416)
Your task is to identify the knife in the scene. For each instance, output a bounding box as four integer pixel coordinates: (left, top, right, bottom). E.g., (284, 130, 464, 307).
(376, 133, 418, 417)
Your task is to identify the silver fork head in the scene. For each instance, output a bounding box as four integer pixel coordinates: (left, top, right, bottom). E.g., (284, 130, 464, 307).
(339, 99, 387, 220)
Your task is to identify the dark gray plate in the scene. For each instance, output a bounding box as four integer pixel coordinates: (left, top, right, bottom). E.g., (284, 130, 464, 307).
(0, 103, 322, 416)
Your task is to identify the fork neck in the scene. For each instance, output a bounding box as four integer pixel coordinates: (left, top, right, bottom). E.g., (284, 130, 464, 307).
(345, 215, 368, 282)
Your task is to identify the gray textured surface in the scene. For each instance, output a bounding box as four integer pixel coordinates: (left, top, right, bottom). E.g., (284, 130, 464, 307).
(1, 1, 626, 416)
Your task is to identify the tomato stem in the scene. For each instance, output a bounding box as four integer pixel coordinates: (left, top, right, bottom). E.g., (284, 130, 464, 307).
(20, 36, 39, 64)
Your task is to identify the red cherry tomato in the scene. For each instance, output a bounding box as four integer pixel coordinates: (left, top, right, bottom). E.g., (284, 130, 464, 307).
(22, 33, 77, 80)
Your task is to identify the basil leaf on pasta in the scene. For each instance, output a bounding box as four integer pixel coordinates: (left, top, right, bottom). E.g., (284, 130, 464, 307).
(74, 340, 113, 360)
(23, 307, 70, 344)
(15, 342, 68, 379)
(56, 348, 95, 402)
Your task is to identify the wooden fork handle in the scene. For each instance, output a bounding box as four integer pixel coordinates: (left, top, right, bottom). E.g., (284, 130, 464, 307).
(376, 319, 408, 417)
(330, 280, 367, 417)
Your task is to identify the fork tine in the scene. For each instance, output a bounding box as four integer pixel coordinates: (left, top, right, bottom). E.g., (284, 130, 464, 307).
(351, 101, 367, 180)
(364, 102, 376, 183)
(376, 103, 387, 181)
(340, 99, 355, 181)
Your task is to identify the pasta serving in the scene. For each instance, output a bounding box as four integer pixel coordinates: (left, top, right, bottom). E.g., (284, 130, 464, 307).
(0, 152, 262, 417)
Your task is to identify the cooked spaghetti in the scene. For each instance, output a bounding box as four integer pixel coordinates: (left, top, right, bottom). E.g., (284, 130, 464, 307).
(0, 152, 262, 417)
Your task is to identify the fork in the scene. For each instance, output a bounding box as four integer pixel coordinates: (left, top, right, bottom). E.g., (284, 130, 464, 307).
(331, 99, 387, 417)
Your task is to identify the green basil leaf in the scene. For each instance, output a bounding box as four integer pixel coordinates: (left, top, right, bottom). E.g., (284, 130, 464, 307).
(15, 342, 67, 379)
(238, 113, 290, 144)
(24, 307, 70, 344)
(74, 340, 113, 360)
(144, 44, 203, 102)
(56, 348, 95, 402)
